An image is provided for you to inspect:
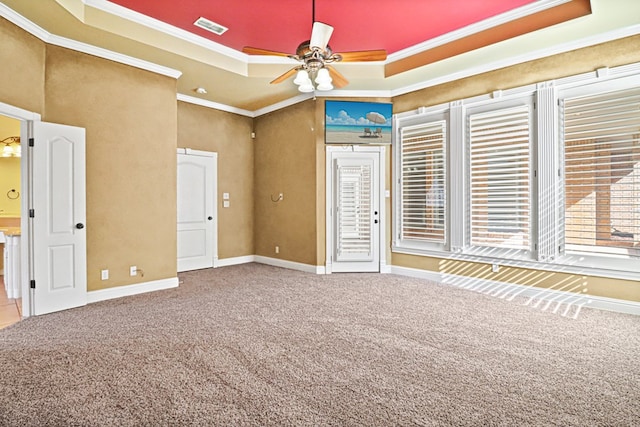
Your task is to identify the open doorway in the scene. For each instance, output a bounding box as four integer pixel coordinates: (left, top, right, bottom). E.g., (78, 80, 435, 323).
(0, 114, 23, 328)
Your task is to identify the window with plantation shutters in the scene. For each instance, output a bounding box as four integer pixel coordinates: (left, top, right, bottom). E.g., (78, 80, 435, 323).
(561, 87, 640, 258)
(468, 104, 531, 252)
(399, 120, 446, 244)
(335, 160, 373, 261)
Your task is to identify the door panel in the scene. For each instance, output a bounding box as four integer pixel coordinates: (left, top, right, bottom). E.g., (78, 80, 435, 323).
(177, 151, 217, 272)
(329, 151, 380, 273)
(32, 121, 87, 315)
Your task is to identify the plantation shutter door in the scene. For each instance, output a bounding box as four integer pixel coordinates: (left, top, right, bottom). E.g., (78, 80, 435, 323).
(562, 87, 640, 257)
(469, 105, 531, 250)
(400, 121, 446, 243)
(335, 158, 373, 262)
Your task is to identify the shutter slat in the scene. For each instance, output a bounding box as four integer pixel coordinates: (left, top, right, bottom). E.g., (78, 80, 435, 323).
(562, 86, 640, 257)
(400, 120, 447, 243)
(469, 104, 531, 250)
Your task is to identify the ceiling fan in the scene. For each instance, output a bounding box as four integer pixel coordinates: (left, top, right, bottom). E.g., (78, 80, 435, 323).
(242, 1, 387, 92)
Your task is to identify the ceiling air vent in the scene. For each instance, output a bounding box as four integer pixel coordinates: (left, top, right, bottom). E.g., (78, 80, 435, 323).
(194, 17, 228, 36)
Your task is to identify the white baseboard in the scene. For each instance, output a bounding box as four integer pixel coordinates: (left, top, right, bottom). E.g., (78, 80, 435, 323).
(390, 265, 640, 317)
(87, 277, 179, 304)
(215, 255, 256, 267)
(255, 256, 325, 274)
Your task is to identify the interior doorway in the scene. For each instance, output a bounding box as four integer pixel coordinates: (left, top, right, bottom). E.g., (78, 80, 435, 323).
(326, 145, 386, 273)
(177, 149, 218, 271)
(0, 113, 22, 328)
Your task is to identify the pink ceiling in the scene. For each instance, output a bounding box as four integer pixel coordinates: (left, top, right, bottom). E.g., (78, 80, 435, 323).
(110, 0, 538, 55)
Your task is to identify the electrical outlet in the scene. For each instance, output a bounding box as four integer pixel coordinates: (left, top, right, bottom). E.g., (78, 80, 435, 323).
(492, 264, 500, 273)
(130, 265, 137, 276)
(275, 246, 279, 254)
(279, 193, 283, 201)
(101, 269, 109, 280)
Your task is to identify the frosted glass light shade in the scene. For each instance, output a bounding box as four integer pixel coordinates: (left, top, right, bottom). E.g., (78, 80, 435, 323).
(293, 70, 310, 86)
(315, 68, 332, 85)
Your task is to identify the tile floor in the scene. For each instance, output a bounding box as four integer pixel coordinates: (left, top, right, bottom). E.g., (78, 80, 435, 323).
(0, 276, 22, 329)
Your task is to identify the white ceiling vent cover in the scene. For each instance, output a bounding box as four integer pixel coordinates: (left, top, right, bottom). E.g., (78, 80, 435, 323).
(194, 17, 228, 36)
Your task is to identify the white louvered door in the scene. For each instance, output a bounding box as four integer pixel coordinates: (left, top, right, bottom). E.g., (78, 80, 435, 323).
(329, 150, 380, 273)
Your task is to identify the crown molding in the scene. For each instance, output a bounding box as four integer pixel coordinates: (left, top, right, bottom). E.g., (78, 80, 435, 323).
(390, 24, 640, 99)
(0, 2, 181, 79)
(387, 0, 570, 62)
(177, 94, 254, 118)
(84, 0, 246, 63)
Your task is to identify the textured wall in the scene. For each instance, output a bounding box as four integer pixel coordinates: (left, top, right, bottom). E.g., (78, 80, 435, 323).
(43, 45, 178, 291)
(0, 17, 45, 114)
(177, 101, 254, 259)
(253, 100, 317, 265)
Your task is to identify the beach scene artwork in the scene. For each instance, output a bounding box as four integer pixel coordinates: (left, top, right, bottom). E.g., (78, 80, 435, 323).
(325, 100, 392, 144)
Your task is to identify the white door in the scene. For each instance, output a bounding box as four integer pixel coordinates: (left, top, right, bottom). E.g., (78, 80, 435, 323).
(32, 121, 87, 315)
(177, 150, 217, 272)
(328, 149, 381, 273)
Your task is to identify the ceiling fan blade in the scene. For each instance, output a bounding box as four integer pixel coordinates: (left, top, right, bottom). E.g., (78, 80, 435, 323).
(310, 22, 334, 50)
(339, 50, 387, 62)
(242, 46, 291, 57)
(270, 67, 299, 84)
(326, 66, 349, 88)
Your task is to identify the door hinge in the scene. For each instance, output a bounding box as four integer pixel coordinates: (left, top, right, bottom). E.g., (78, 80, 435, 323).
(29, 209, 35, 218)
(28, 138, 34, 147)
(30, 280, 36, 289)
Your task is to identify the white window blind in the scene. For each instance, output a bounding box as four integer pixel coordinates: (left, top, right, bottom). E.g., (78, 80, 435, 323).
(336, 162, 373, 261)
(400, 121, 446, 243)
(562, 87, 640, 258)
(468, 105, 531, 251)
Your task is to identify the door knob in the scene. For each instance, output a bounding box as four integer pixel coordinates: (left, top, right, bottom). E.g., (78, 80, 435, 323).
(75, 223, 85, 229)
(208, 216, 213, 220)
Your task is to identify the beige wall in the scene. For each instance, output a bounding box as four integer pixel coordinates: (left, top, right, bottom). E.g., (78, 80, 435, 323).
(0, 17, 45, 113)
(177, 101, 254, 259)
(253, 100, 317, 265)
(391, 35, 640, 303)
(44, 45, 178, 291)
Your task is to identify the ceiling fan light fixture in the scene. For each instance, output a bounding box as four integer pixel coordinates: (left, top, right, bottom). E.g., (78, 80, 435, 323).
(298, 81, 315, 93)
(293, 69, 310, 86)
(316, 82, 333, 91)
(315, 68, 332, 84)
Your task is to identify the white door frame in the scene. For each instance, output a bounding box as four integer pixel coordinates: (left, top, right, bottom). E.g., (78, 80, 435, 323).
(325, 145, 387, 274)
(0, 101, 41, 317)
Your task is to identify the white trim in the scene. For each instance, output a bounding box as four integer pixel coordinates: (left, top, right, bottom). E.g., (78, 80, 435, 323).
(252, 94, 315, 118)
(47, 34, 182, 78)
(390, 24, 640, 99)
(87, 277, 179, 304)
(0, 102, 41, 121)
(388, 0, 570, 62)
(85, 0, 246, 62)
(215, 255, 256, 267)
(0, 3, 181, 79)
(254, 256, 325, 274)
(177, 94, 254, 117)
(390, 265, 640, 316)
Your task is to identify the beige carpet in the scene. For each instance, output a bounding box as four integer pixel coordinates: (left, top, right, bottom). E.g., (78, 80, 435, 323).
(0, 263, 638, 426)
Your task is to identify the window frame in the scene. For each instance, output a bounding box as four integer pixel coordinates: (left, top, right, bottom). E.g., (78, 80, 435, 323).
(392, 63, 640, 281)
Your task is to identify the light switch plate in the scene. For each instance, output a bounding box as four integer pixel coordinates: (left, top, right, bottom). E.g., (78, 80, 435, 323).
(223, 200, 230, 208)
(223, 193, 230, 200)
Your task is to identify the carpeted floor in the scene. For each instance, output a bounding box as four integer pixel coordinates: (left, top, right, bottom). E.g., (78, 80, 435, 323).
(0, 263, 638, 426)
